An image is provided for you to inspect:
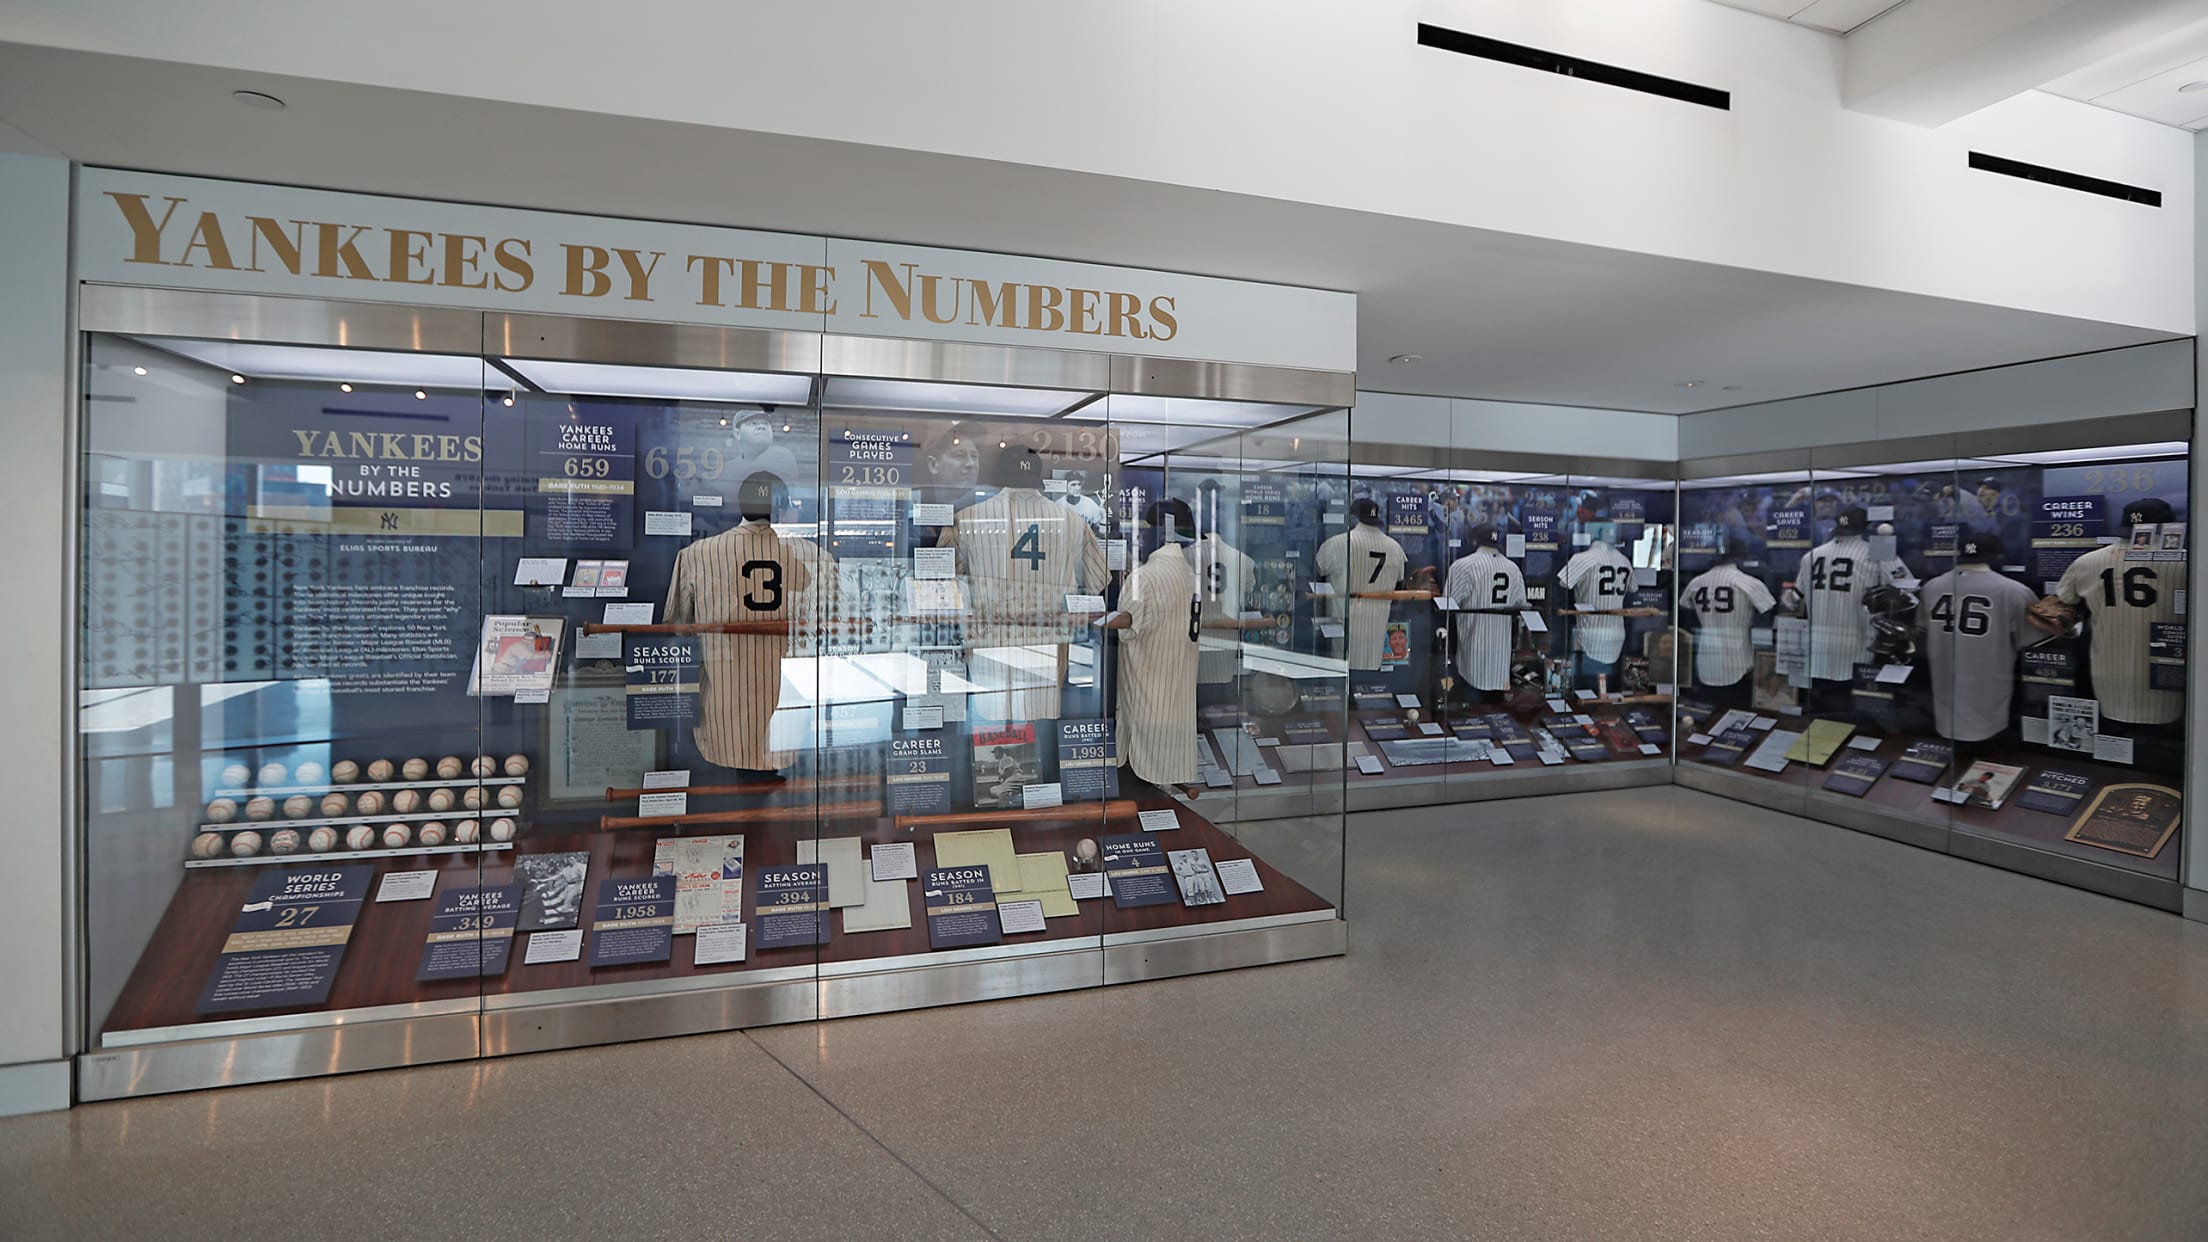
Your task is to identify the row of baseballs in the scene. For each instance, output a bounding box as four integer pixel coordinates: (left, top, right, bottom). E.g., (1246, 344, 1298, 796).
(192, 818, 520, 858)
(208, 784, 524, 822)
(219, 754, 531, 789)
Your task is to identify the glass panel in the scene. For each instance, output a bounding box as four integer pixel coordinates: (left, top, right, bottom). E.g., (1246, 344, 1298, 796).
(82, 334, 491, 1047)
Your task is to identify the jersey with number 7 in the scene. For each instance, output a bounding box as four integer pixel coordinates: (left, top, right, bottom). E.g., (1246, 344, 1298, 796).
(1316, 522, 1408, 671)
(2056, 541, 2185, 724)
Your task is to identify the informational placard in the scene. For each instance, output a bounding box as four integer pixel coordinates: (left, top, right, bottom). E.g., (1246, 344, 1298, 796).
(535, 404, 635, 546)
(1766, 508, 1809, 549)
(1385, 490, 1428, 536)
(1021, 782, 1064, 810)
(999, 899, 1047, 935)
(2031, 495, 2106, 581)
(586, 875, 676, 967)
(1242, 482, 1286, 527)
(375, 870, 438, 903)
(415, 884, 521, 981)
(693, 924, 748, 965)
(643, 510, 694, 537)
(1215, 858, 1263, 895)
(550, 683, 655, 800)
(1100, 833, 1175, 908)
(626, 638, 701, 729)
(913, 547, 956, 580)
(826, 430, 911, 522)
(1067, 872, 1109, 900)
(871, 842, 918, 881)
(197, 866, 375, 1014)
(1055, 719, 1119, 800)
(1137, 808, 1180, 833)
(887, 736, 952, 816)
(923, 866, 1003, 949)
(754, 865, 832, 950)
(2016, 769, 2094, 815)
(2150, 622, 2186, 691)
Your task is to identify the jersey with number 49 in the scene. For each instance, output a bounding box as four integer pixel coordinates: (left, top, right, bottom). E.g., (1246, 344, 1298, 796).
(941, 486, 1109, 718)
(1560, 542, 1635, 663)
(2057, 541, 2186, 724)
(1795, 535, 1909, 681)
(667, 520, 814, 771)
(1317, 523, 1409, 671)
(1917, 567, 2040, 742)
(1444, 547, 1526, 691)
(1681, 564, 1777, 687)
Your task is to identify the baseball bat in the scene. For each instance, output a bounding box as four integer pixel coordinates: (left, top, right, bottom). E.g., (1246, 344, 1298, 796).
(602, 774, 878, 802)
(894, 798, 1139, 832)
(597, 800, 881, 830)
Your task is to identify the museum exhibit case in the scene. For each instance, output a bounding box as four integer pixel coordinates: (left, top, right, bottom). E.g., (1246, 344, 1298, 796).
(1674, 413, 2192, 910)
(71, 171, 1355, 1098)
(1331, 441, 1677, 810)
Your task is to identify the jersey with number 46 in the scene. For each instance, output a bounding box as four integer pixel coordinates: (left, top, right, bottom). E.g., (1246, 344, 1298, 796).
(1917, 566, 2040, 742)
(1316, 522, 1408, 671)
(2057, 541, 2186, 724)
(1681, 564, 1776, 687)
(1795, 535, 1909, 681)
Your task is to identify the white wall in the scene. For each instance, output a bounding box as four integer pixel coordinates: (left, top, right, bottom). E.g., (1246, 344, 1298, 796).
(0, 152, 71, 1112)
(1, 0, 2191, 334)
(1676, 340, 2194, 458)
(1356, 391, 1680, 460)
(2192, 128, 2208, 901)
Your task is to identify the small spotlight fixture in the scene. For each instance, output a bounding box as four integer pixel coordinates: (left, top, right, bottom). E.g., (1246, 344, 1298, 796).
(1675, 380, 1705, 389)
(339, 383, 353, 393)
(502, 395, 515, 407)
(414, 389, 427, 400)
(2181, 81, 2208, 93)
(230, 373, 246, 385)
(232, 90, 286, 111)
(1388, 354, 1421, 364)
(133, 366, 148, 376)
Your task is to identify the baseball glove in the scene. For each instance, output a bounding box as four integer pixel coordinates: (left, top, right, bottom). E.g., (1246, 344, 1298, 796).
(2027, 595, 2079, 636)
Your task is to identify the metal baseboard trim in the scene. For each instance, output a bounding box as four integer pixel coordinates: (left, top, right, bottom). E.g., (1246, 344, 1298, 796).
(1806, 792, 1949, 852)
(2184, 888, 2208, 923)
(821, 947, 1100, 1020)
(0, 1059, 71, 1116)
(77, 1013, 480, 1101)
(1104, 915, 1346, 984)
(1349, 761, 1670, 812)
(1947, 831, 2181, 912)
(1673, 763, 1806, 815)
(482, 978, 817, 1056)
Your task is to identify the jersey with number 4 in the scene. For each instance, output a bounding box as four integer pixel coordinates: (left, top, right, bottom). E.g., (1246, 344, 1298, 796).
(1560, 542, 1635, 663)
(2057, 541, 2185, 724)
(1918, 567, 2040, 742)
(1316, 523, 1408, 671)
(941, 486, 1109, 718)
(667, 520, 814, 770)
(1795, 536, 1909, 681)
(1681, 564, 1777, 687)
(1444, 547, 1526, 691)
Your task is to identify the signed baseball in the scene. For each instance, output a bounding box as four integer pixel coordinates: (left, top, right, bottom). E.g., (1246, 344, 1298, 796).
(190, 832, 225, 859)
(220, 762, 252, 789)
(381, 823, 412, 849)
(269, 828, 301, 855)
(257, 762, 288, 787)
(452, 819, 480, 845)
(293, 761, 325, 786)
(243, 796, 276, 821)
(401, 757, 430, 781)
(427, 788, 455, 812)
(229, 830, 263, 858)
(489, 817, 516, 842)
(345, 825, 378, 851)
(331, 759, 361, 784)
(320, 793, 350, 818)
(391, 789, 422, 814)
(503, 754, 530, 777)
(306, 826, 339, 853)
(353, 790, 385, 816)
(281, 795, 313, 819)
(206, 798, 238, 824)
(416, 821, 448, 847)
(366, 759, 395, 782)
(436, 756, 464, 780)
(496, 785, 523, 809)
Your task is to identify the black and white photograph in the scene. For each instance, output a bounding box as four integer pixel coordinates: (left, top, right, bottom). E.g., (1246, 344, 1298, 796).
(1168, 847, 1226, 907)
(515, 851, 591, 932)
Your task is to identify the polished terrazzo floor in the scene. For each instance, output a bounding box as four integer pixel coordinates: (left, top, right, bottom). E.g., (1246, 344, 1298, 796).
(5, 786, 2208, 1240)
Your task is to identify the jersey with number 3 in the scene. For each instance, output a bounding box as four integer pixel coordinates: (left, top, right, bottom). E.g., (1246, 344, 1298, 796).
(1681, 564, 1776, 687)
(941, 486, 1109, 716)
(666, 520, 814, 770)
(2057, 541, 2185, 724)
(1795, 535, 1909, 681)
(1316, 522, 1408, 670)
(1560, 542, 1635, 663)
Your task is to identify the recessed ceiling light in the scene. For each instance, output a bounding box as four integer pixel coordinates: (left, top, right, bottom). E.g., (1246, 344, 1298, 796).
(414, 389, 427, 400)
(1388, 354, 1421, 364)
(1675, 380, 1705, 388)
(132, 366, 147, 376)
(232, 90, 286, 110)
(230, 373, 245, 385)
(339, 382, 352, 393)
(2181, 81, 2208, 93)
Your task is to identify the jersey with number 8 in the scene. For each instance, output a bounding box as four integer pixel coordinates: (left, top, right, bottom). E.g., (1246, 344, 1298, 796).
(2057, 540, 2185, 724)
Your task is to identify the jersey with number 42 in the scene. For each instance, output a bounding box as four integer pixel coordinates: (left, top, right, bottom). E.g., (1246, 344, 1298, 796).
(2057, 541, 2186, 724)
(1795, 535, 1909, 681)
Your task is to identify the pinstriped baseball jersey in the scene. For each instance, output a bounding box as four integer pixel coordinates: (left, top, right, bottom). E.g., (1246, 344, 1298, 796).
(780, 536, 839, 657)
(940, 487, 1109, 718)
(1117, 542, 1200, 784)
(2056, 541, 2185, 724)
(1316, 523, 1408, 671)
(1681, 564, 1777, 687)
(666, 520, 813, 770)
(1795, 536, 1909, 681)
(1444, 547, 1525, 691)
(1191, 532, 1256, 686)
(1560, 542, 1634, 664)
(1918, 566, 2041, 742)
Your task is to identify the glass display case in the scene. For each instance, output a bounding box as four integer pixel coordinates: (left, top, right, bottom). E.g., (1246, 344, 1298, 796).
(1332, 441, 1677, 809)
(76, 292, 1351, 1097)
(1675, 416, 2191, 909)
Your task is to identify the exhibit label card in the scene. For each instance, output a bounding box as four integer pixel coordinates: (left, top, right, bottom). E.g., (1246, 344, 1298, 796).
(1821, 755, 1889, 798)
(923, 867, 1003, 949)
(626, 638, 701, 729)
(1137, 808, 1180, 832)
(1888, 739, 1954, 784)
(1100, 834, 1175, 908)
(754, 865, 832, 950)
(513, 557, 568, 587)
(1021, 782, 1064, 810)
(523, 929, 583, 964)
(1056, 719, 1120, 799)
(902, 704, 944, 731)
(197, 865, 375, 1014)
(574, 630, 622, 661)
(2016, 769, 2094, 815)
(375, 870, 438, 903)
(643, 510, 693, 536)
(912, 503, 954, 526)
(603, 601, 656, 625)
(588, 875, 676, 967)
(871, 842, 918, 881)
(693, 923, 748, 965)
(998, 899, 1048, 935)
(887, 736, 951, 816)
(641, 769, 690, 789)
(913, 547, 956, 580)
(1067, 872, 1108, 900)
(638, 791, 688, 818)
(1215, 858, 1263, 895)
(415, 884, 521, 981)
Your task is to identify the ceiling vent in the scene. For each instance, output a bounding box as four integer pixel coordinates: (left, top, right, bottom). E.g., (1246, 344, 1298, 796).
(1416, 23, 1730, 111)
(1967, 152, 2160, 207)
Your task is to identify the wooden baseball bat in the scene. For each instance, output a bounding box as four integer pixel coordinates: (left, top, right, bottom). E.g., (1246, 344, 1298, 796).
(598, 800, 880, 830)
(582, 619, 878, 636)
(602, 774, 878, 801)
(894, 798, 1139, 832)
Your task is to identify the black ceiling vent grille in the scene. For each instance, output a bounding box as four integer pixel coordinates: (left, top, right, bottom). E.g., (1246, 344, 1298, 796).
(1968, 152, 2161, 207)
(1416, 23, 1730, 111)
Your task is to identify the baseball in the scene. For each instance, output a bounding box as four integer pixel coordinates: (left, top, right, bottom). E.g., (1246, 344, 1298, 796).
(1405, 708, 1420, 724)
(243, 796, 276, 821)
(496, 785, 524, 809)
(427, 788, 455, 812)
(257, 762, 288, 787)
(345, 825, 378, 851)
(293, 761, 325, 786)
(281, 795, 313, 819)
(190, 832, 225, 859)
(354, 790, 385, 816)
(230, 830, 263, 858)
(381, 823, 412, 849)
(320, 793, 350, 818)
(206, 798, 238, 824)
(331, 759, 360, 784)
(503, 753, 530, 777)
(219, 762, 252, 789)
(1074, 838, 1100, 870)
(391, 789, 422, 814)
(417, 821, 448, 847)
(366, 758, 395, 782)
(435, 756, 464, 780)
(462, 786, 485, 811)
(489, 817, 516, 842)
(401, 757, 430, 781)
(470, 755, 496, 778)
(306, 826, 339, 853)
(269, 828, 301, 855)
(452, 820, 480, 844)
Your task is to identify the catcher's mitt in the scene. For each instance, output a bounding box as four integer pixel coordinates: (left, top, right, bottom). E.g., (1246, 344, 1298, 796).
(2027, 595, 2078, 636)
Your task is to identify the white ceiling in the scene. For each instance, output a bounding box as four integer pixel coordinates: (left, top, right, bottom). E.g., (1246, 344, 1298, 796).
(1704, 0, 1908, 35)
(0, 42, 2178, 416)
(2043, 15, 2208, 130)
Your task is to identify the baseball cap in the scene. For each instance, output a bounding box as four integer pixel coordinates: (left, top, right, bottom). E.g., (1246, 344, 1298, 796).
(2121, 497, 2177, 527)
(1958, 529, 2003, 561)
(737, 471, 784, 518)
(1833, 506, 1869, 534)
(733, 408, 773, 427)
(1144, 499, 1196, 541)
(992, 443, 1043, 486)
(1350, 498, 1381, 524)
(1467, 523, 1499, 551)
